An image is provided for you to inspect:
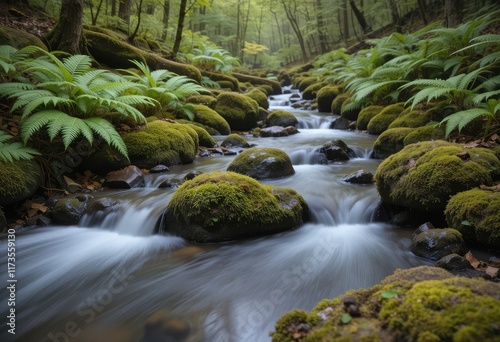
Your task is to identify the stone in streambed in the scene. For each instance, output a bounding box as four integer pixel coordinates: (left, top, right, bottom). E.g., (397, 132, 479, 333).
(410, 228, 467, 261)
(340, 170, 374, 184)
(227, 147, 295, 180)
(106, 165, 145, 189)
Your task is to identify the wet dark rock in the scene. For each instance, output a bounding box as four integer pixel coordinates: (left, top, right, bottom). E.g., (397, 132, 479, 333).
(209, 147, 224, 155)
(86, 198, 117, 215)
(436, 253, 474, 271)
(183, 171, 203, 182)
(260, 126, 299, 137)
(149, 165, 170, 174)
(105, 165, 145, 189)
(330, 117, 350, 130)
(51, 197, 88, 225)
(227, 147, 295, 180)
(412, 222, 435, 238)
(321, 139, 352, 162)
(142, 311, 191, 342)
(158, 179, 181, 188)
(411, 228, 468, 261)
(340, 170, 374, 184)
(198, 148, 211, 157)
(224, 150, 238, 156)
(81, 145, 130, 175)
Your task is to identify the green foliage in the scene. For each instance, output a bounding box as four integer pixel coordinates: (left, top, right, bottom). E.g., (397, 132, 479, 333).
(184, 43, 240, 73)
(0, 130, 40, 162)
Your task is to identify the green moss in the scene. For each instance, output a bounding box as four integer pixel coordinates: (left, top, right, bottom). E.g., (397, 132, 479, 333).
(302, 82, 326, 100)
(192, 104, 231, 135)
(221, 134, 249, 148)
(445, 188, 500, 249)
(0, 159, 42, 206)
(271, 266, 500, 342)
(388, 110, 431, 129)
(298, 77, 319, 92)
(144, 52, 202, 83)
(266, 110, 298, 128)
(232, 72, 282, 95)
(331, 94, 350, 115)
(356, 106, 384, 130)
(0, 25, 47, 49)
(367, 103, 405, 135)
(186, 95, 217, 108)
(164, 171, 308, 242)
(82, 145, 130, 175)
(340, 99, 361, 121)
(122, 121, 198, 168)
(494, 146, 500, 160)
(257, 84, 274, 96)
(316, 86, 341, 113)
(227, 147, 295, 180)
(372, 128, 413, 159)
(403, 126, 446, 145)
(185, 124, 216, 148)
(202, 71, 239, 91)
(374, 141, 500, 212)
(214, 93, 260, 131)
(245, 88, 269, 109)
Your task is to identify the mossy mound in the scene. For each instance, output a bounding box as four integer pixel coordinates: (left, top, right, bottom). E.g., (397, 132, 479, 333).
(162, 171, 308, 242)
(372, 128, 413, 159)
(220, 134, 250, 148)
(186, 94, 217, 108)
(0, 159, 42, 206)
(81, 145, 130, 175)
(316, 86, 341, 113)
(403, 125, 446, 145)
(271, 266, 500, 342)
(367, 103, 405, 135)
(231, 73, 282, 95)
(375, 140, 500, 212)
(0, 25, 47, 49)
(245, 88, 269, 109)
(265, 110, 298, 128)
(201, 70, 239, 92)
(445, 188, 500, 250)
(331, 94, 350, 115)
(184, 124, 216, 148)
(388, 109, 431, 129)
(356, 105, 384, 130)
(257, 84, 274, 96)
(494, 146, 500, 160)
(213, 93, 260, 131)
(340, 99, 361, 121)
(192, 104, 231, 135)
(302, 82, 326, 101)
(227, 147, 295, 180)
(298, 77, 318, 92)
(122, 121, 198, 168)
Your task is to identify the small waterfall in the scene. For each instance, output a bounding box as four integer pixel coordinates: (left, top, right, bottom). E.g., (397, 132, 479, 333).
(297, 115, 335, 129)
(289, 147, 327, 165)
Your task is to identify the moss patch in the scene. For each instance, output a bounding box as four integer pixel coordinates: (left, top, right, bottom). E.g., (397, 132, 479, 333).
(232, 72, 282, 95)
(403, 126, 446, 145)
(372, 128, 413, 159)
(221, 134, 250, 148)
(245, 88, 269, 109)
(266, 110, 298, 128)
(214, 93, 260, 131)
(184, 124, 216, 148)
(374, 141, 500, 212)
(445, 188, 500, 250)
(331, 94, 350, 115)
(0, 159, 42, 206)
(192, 104, 231, 135)
(302, 82, 326, 100)
(271, 266, 500, 342)
(227, 147, 295, 180)
(0, 25, 47, 49)
(388, 109, 431, 129)
(316, 86, 341, 113)
(367, 103, 405, 135)
(163, 171, 308, 242)
(357, 106, 384, 130)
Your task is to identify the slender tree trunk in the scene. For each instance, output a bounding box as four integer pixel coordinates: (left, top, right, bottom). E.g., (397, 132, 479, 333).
(279, 0, 308, 63)
(118, 0, 132, 25)
(161, 0, 170, 41)
(316, 0, 329, 54)
(343, 0, 349, 41)
(173, 0, 187, 56)
(111, 0, 117, 16)
(388, 0, 401, 32)
(239, 0, 251, 61)
(90, 0, 104, 25)
(417, 0, 428, 25)
(128, 0, 143, 41)
(444, 0, 463, 27)
(45, 0, 84, 54)
(349, 0, 370, 33)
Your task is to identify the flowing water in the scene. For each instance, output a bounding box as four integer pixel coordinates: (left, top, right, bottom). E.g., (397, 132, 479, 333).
(0, 91, 426, 342)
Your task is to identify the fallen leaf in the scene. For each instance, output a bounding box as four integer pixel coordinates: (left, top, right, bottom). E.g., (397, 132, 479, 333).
(26, 208, 38, 218)
(485, 266, 499, 278)
(465, 251, 481, 269)
(31, 202, 48, 213)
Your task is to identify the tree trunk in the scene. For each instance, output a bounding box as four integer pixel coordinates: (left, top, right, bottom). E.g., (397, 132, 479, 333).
(45, 0, 84, 55)
(316, 0, 329, 54)
(161, 0, 170, 41)
(128, 0, 143, 42)
(279, 0, 308, 63)
(90, 0, 104, 26)
(444, 0, 463, 28)
(239, 0, 251, 61)
(173, 0, 187, 56)
(388, 0, 401, 32)
(417, 0, 428, 25)
(343, 0, 349, 42)
(349, 0, 370, 33)
(118, 0, 132, 25)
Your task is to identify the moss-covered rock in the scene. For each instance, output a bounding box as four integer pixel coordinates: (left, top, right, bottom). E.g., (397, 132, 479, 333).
(403, 126, 446, 146)
(0, 25, 47, 49)
(302, 82, 326, 100)
(257, 84, 274, 96)
(375, 140, 500, 212)
(320, 139, 353, 161)
(231, 72, 282, 95)
(201, 70, 239, 92)
(245, 88, 269, 109)
(356, 105, 384, 130)
(265, 110, 298, 128)
(81, 145, 130, 175)
(298, 77, 318, 92)
(388, 109, 431, 129)
(184, 124, 216, 148)
(331, 94, 350, 115)
(493, 146, 500, 160)
(0, 159, 42, 206)
(445, 188, 500, 250)
(410, 228, 467, 261)
(316, 86, 341, 113)
(340, 99, 361, 121)
(186, 94, 217, 108)
(367, 103, 405, 135)
(220, 134, 250, 148)
(372, 127, 413, 159)
(162, 171, 308, 242)
(214, 93, 260, 131)
(51, 197, 87, 225)
(122, 121, 198, 168)
(271, 266, 500, 342)
(227, 147, 295, 180)
(192, 104, 231, 135)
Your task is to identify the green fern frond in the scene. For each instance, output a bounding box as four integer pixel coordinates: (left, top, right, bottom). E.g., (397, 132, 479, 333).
(352, 80, 403, 102)
(20, 110, 67, 143)
(0, 139, 40, 162)
(83, 117, 128, 158)
(200, 76, 221, 89)
(400, 79, 450, 90)
(0, 82, 36, 97)
(440, 108, 491, 137)
(59, 116, 94, 149)
(63, 55, 92, 77)
(470, 90, 500, 105)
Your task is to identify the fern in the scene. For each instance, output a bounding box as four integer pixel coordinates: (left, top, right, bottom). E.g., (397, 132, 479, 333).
(0, 130, 40, 162)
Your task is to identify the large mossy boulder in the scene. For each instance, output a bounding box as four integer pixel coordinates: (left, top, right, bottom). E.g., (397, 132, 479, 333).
(388, 109, 431, 129)
(445, 188, 500, 250)
(367, 103, 405, 135)
(316, 86, 341, 113)
(51, 197, 88, 225)
(298, 77, 318, 92)
(271, 266, 500, 342)
(375, 141, 500, 212)
(201, 70, 239, 91)
(0, 25, 47, 49)
(245, 88, 269, 109)
(403, 125, 446, 146)
(192, 104, 231, 135)
(331, 93, 349, 115)
(184, 124, 216, 148)
(302, 82, 326, 100)
(213, 93, 260, 131)
(161, 171, 308, 242)
(122, 121, 198, 168)
(410, 228, 467, 261)
(0, 159, 42, 206)
(227, 147, 295, 180)
(356, 105, 384, 130)
(220, 134, 250, 148)
(265, 110, 298, 128)
(372, 127, 413, 159)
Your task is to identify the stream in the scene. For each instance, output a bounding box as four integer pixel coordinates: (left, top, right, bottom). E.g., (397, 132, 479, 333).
(0, 90, 428, 342)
